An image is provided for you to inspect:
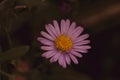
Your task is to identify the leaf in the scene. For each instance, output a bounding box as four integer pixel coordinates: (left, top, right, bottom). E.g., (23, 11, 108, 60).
(0, 46, 30, 62)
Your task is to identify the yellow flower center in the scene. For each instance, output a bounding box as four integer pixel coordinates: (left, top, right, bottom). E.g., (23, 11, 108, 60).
(55, 34, 73, 52)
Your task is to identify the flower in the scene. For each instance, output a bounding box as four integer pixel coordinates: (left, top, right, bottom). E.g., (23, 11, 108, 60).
(37, 19, 91, 68)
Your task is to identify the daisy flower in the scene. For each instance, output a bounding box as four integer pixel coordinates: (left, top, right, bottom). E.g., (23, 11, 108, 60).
(37, 19, 91, 68)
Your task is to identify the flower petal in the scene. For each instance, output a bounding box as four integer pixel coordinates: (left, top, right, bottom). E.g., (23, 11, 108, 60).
(40, 31, 54, 41)
(75, 34, 89, 42)
(60, 19, 66, 34)
(70, 50, 83, 58)
(69, 53, 78, 64)
(53, 20, 60, 35)
(48, 24, 58, 37)
(58, 54, 67, 68)
(62, 55, 67, 68)
(50, 51, 61, 63)
(45, 25, 56, 39)
(37, 37, 54, 45)
(72, 48, 88, 53)
(64, 19, 70, 34)
(42, 50, 56, 58)
(74, 40, 90, 46)
(72, 26, 84, 40)
(41, 46, 55, 50)
(66, 22, 76, 36)
(74, 45, 91, 50)
(65, 54, 71, 65)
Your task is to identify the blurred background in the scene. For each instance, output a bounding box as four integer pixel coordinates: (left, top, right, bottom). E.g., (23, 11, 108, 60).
(0, 0, 120, 80)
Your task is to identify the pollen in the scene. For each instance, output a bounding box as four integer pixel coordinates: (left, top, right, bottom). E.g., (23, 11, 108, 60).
(55, 34, 73, 52)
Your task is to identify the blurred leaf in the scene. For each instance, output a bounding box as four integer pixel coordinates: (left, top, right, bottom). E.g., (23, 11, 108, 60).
(0, 45, 30, 62)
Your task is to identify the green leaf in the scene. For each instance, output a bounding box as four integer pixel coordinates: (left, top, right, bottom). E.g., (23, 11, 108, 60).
(0, 46, 30, 62)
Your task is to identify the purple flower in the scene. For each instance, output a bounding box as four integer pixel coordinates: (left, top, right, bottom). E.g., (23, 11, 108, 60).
(37, 19, 91, 68)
